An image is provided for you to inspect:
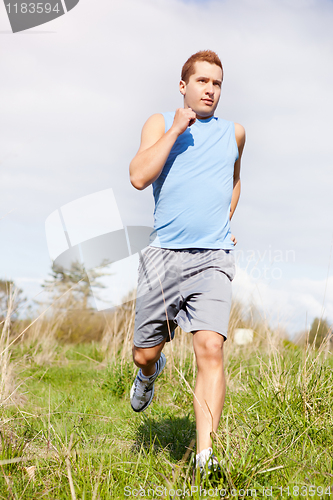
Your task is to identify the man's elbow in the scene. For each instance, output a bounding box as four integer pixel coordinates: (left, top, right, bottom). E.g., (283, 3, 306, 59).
(129, 160, 142, 190)
(130, 174, 145, 190)
(129, 167, 146, 190)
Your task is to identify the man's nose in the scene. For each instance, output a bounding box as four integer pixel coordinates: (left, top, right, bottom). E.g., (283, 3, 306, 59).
(205, 82, 214, 95)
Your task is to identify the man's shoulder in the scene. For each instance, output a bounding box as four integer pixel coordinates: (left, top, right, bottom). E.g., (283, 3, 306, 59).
(141, 113, 165, 134)
(138, 114, 166, 152)
(147, 112, 173, 121)
(143, 112, 175, 130)
(234, 123, 246, 146)
(161, 111, 175, 118)
(144, 113, 165, 125)
(158, 112, 175, 133)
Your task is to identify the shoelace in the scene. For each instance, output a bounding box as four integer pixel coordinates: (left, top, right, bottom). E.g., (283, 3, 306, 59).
(134, 376, 153, 400)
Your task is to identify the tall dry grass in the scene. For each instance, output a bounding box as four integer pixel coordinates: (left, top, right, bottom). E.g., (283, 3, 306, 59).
(100, 289, 137, 362)
(0, 285, 18, 406)
(98, 291, 289, 396)
(1, 281, 332, 499)
(1, 274, 331, 412)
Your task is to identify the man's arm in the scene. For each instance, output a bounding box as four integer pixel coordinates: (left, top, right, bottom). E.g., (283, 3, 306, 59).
(129, 108, 196, 190)
(230, 123, 246, 220)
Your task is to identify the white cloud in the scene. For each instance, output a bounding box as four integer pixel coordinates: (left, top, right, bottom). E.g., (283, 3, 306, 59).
(233, 265, 333, 335)
(0, 0, 332, 332)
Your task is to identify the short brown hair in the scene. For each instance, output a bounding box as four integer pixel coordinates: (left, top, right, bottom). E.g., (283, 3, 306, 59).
(181, 50, 223, 84)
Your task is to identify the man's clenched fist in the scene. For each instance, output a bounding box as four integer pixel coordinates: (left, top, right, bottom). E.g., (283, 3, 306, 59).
(171, 108, 197, 136)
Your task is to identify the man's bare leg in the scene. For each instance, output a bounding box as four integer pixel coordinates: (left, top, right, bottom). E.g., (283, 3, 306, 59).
(192, 330, 225, 453)
(132, 339, 166, 377)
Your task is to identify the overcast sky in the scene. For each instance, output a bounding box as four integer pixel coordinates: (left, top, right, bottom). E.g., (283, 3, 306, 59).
(1, 0, 332, 336)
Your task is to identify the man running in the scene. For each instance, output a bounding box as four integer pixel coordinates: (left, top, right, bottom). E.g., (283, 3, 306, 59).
(129, 50, 245, 474)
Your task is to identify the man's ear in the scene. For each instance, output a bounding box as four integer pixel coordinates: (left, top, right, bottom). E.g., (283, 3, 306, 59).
(179, 80, 186, 96)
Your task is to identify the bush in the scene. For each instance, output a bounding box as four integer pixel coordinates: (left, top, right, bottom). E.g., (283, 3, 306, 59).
(102, 362, 134, 398)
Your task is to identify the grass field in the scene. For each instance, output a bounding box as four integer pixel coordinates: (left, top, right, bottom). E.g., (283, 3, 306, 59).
(1, 295, 333, 499)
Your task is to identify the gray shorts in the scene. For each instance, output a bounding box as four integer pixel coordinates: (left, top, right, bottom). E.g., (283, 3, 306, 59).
(133, 246, 236, 348)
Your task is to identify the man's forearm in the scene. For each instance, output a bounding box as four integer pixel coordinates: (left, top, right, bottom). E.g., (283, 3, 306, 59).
(230, 178, 241, 220)
(130, 128, 179, 190)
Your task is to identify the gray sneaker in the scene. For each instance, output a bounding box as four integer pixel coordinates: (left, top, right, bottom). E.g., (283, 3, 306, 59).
(130, 353, 166, 412)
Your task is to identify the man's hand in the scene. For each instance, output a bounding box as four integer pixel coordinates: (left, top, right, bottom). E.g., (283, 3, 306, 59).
(231, 234, 237, 246)
(129, 108, 196, 191)
(171, 108, 196, 136)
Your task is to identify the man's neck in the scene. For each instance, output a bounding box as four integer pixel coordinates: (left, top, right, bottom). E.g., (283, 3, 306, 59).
(183, 105, 214, 121)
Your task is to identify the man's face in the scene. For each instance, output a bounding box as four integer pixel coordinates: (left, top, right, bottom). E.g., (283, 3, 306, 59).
(180, 61, 223, 119)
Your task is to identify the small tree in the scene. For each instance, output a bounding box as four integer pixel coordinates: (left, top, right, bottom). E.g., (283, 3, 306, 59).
(0, 280, 26, 321)
(41, 261, 107, 311)
(308, 317, 332, 349)
(40, 262, 112, 342)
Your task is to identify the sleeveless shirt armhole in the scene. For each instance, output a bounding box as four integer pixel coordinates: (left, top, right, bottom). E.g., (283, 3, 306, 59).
(162, 112, 175, 134)
(232, 122, 239, 162)
(161, 113, 167, 134)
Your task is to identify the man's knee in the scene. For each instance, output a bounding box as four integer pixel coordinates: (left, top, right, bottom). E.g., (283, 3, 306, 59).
(132, 343, 164, 368)
(133, 346, 150, 367)
(194, 332, 224, 364)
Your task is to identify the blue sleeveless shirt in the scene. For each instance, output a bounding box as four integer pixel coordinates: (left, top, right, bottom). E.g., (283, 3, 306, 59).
(149, 112, 239, 249)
